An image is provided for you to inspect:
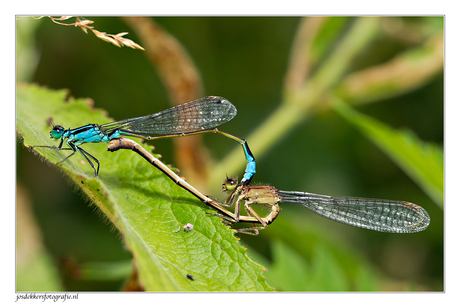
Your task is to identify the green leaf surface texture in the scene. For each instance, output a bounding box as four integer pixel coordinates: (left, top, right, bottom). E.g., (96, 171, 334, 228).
(16, 83, 272, 291)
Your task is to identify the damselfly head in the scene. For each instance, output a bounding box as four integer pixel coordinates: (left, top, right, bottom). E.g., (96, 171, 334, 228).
(222, 176, 238, 192)
(50, 125, 65, 139)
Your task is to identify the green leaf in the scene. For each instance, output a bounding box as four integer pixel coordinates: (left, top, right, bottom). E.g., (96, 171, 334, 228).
(310, 17, 351, 65)
(258, 212, 379, 291)
(333, 98, 443, 208)
(16, 83, 272, 291)
(16, 251, 64, 291)
(264, 240, 351, 291)
(16, 183, 64, 291)
(264, 240, 311, 291)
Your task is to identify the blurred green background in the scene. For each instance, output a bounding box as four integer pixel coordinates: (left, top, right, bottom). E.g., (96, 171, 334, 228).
(16, 16, 443, 291)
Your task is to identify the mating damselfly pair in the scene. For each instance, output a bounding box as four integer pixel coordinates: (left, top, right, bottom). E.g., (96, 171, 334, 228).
(34, 96, 430, 235)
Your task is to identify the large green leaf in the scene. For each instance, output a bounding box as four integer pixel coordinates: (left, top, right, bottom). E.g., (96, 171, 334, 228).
(251, 212, 380, 291)
(16, 83, 272, 291)
(333, 98, 443, 208)
(16, 184, 64, 292)
(264, 240, 350, 291)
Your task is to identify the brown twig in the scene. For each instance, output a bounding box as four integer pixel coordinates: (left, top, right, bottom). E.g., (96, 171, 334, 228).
(335, 31, 444, 105)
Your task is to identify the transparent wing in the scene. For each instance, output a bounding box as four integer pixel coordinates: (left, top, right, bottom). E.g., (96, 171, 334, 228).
(277, 190, 430, 233)
(101, 96, 237, 136)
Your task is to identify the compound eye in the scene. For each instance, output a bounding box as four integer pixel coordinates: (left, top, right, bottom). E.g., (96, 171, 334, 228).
(222, 177, 238, 191)
(50, 125, 65, 139)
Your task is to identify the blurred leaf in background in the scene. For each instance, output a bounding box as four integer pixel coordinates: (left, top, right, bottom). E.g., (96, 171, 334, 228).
(16, 16, 443, 291)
